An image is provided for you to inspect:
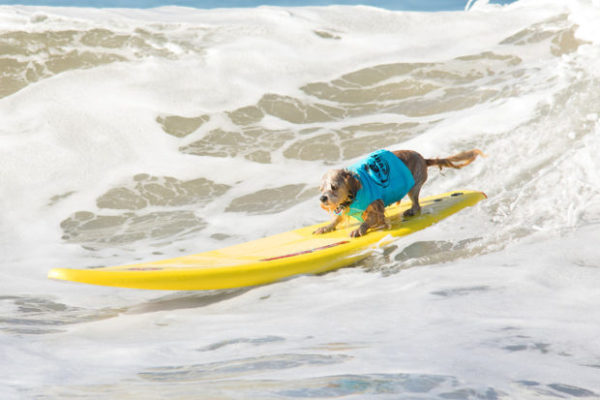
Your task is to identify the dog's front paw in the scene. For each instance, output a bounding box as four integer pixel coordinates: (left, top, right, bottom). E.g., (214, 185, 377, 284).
(313, 226, 333, 235)
(350, 227, 366, 238)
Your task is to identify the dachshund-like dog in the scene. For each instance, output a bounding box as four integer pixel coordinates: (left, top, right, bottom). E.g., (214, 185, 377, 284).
(314, 149, 485, 238)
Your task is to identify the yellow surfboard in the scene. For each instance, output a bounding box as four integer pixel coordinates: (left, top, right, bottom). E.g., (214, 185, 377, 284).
(48, 190, 486, 290)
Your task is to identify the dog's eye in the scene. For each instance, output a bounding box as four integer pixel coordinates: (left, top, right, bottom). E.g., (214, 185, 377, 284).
(330, 184, 337, 191)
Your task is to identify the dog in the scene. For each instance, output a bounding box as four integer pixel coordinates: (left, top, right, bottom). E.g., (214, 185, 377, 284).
(314, 149, 485, 238)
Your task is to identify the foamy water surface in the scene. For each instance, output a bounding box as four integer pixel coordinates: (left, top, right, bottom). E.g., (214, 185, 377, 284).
(1, 0, 600, 398)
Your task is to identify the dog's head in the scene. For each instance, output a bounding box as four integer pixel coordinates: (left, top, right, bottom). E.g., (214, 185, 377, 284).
(318, 169, 361, 214)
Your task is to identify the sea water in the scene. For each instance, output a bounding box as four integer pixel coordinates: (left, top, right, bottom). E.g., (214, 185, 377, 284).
(0, 0, 517, 11)
(1, 0, 600, 398)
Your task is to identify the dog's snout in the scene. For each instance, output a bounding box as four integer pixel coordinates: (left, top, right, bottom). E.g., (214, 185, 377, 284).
(320, 195, 328, 203)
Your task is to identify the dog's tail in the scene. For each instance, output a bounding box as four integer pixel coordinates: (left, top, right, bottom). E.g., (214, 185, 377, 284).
(425, 149, 486, 171)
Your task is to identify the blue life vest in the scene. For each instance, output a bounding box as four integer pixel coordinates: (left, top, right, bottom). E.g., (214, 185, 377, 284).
(345, 149, 415, 222)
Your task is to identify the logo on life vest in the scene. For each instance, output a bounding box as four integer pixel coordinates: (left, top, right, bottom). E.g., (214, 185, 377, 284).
(365, 153, 391, 188)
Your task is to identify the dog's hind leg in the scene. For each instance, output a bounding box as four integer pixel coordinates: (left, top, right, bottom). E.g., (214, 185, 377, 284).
(403, 181, 423, 217)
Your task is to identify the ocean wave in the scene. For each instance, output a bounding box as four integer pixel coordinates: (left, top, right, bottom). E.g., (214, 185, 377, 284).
(1, 1, 599, 398)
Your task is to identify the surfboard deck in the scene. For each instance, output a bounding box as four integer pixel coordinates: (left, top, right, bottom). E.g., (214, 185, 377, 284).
(48, 190, 486, 290)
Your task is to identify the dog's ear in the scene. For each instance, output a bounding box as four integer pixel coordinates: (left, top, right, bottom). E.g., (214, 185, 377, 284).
(342, 170, 361, 198)
(319, 171, 332, 192)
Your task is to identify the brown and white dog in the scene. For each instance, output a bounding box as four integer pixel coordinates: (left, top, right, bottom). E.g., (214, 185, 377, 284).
(314, 149, 485, 238)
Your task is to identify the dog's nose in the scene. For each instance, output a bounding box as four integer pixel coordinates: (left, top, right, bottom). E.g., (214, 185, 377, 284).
(320, 195, 328, 203)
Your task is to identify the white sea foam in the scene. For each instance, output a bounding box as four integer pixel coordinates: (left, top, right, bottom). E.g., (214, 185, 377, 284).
(1, 1, 600, 398)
